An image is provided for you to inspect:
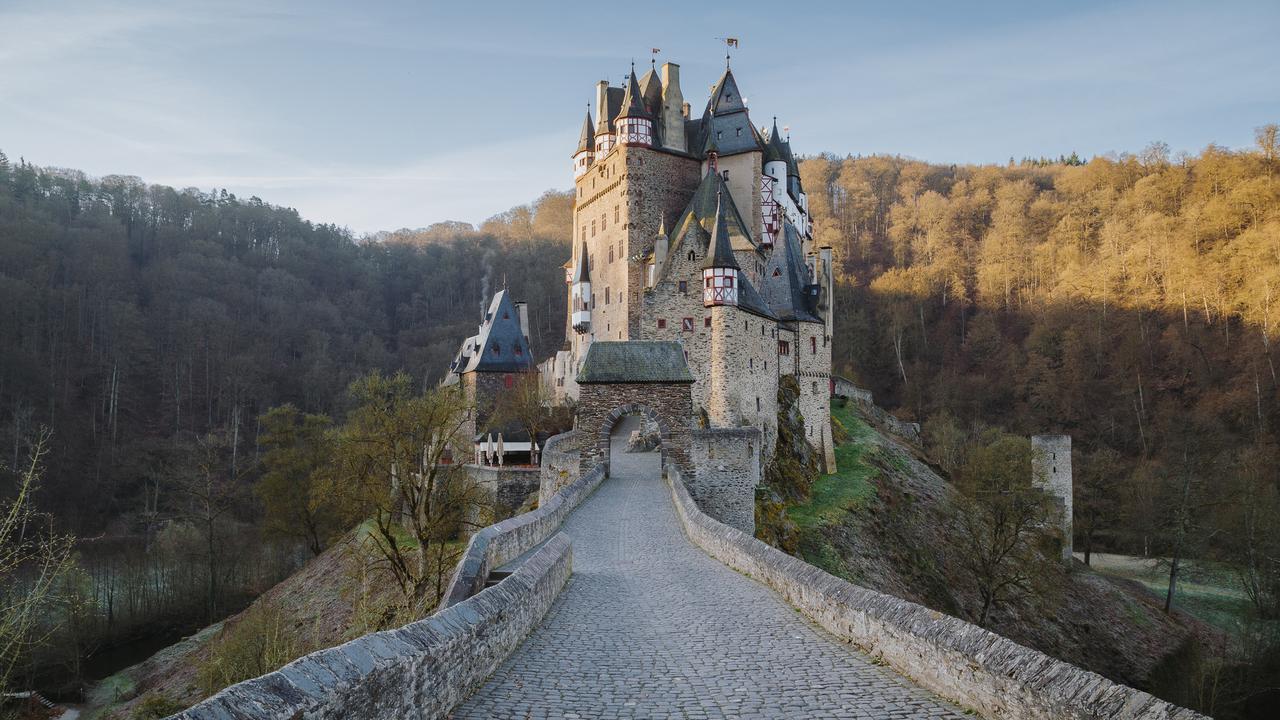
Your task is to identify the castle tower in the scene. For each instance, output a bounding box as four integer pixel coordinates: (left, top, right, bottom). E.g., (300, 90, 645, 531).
(703, 190, 739, 426)
(615, 64, 653, 148)
(1032, 435, 1074, 566)
(570, 241, 592, 335)
(573, 110, 594, 179)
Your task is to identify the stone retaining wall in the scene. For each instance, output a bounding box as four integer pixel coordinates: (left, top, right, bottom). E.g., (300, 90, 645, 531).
(664, 464, 1205, 720)
(171, 533, 573, 720)
(442, 462, 607, 607)
(465, 464, 541, 524)
(539, 430, 583, 505)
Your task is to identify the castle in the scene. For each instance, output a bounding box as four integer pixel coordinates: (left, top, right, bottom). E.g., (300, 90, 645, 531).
(540, 59, 837, 470)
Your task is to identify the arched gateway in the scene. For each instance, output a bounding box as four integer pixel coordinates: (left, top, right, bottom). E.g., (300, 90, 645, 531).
(574, 341, 695, 479)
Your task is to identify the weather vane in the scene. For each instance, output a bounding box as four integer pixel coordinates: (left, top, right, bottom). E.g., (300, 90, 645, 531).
(715, 37, 739, 67)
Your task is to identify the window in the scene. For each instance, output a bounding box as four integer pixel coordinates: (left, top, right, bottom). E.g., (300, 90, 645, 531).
(722, 170, 729, 180)
(760, 324, 765, 336)
(591, 220, 596, 236)
(716, 130, 723, 140)
(609, 246, 614, 263)
(514, 344, 523, 356)
(736, 127, 742, 137)
(614, 205, 620, 224)
(812, 381, 819, 394)
(811, 336, 817, 354)
(682, 317, 694, 332)
(605, 287, 611, 304)
(491, 342, 501, 354)
(749, 358, 753, 369)
(687, 250, 696, 262)
(504, 374, 513, 388)
(756, 397, 761, 412)
(601, 212, 607, 230)
(678, 280, 688, 294)
(744, 320, 748, 331)
(581, 226, 586, 242)
(778, 340, 790, 356)
(704, 316, 711, 328)
(657, 318, 666, 329)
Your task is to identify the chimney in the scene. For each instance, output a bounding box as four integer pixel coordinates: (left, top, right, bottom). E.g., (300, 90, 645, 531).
(595, 80, 610, 132)
(660, 62, 687, 152)
(515, 301, 530, 342)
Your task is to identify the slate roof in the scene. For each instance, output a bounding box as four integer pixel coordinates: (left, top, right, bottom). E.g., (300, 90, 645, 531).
(457, 290, 535, 374)
(577, 341, 694, 384)
(678, 170, 755, 251)
(576, 111, 594, 155)
(687, 69, 761, 158)
(639, 65, 663, 115)
(703, 190, 739, 271)
(618, 66, 649, 119)
(736, 269, 778, 321)
(597, 86, 624, 134)
(764, 118, 788, 164)
(573, 241, 590, 283)
(763, 220, 822, 324)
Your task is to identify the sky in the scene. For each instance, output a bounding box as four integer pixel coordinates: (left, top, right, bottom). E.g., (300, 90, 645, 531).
(2, 0, 1278, 234)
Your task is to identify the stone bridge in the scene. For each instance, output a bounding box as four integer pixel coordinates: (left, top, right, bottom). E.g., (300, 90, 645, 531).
(174, 419, 1204, 720)
(454, 417, 962, 718)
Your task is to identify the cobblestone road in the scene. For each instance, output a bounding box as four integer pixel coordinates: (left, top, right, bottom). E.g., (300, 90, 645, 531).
(453, 419, 966, 719)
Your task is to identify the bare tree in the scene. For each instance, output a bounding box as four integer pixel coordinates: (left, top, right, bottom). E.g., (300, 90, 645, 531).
(325, 372, 484, 615)
(954, 431, 1058, 627)
(0, 430, 74, 697)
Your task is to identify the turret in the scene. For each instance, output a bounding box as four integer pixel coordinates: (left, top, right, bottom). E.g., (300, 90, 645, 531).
(594, 80, 615, 156)
(615, 64, 653, 148)
(573, 109, 595, 179)
(571, 241, 592, 334)
(659, 62, 686, 153)
(702, 190, 739, 307)
(650, 216, 669, 287)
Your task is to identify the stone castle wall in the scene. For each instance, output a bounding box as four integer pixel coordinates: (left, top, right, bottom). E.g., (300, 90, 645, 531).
(464, 465, 540, 527)
(664, 462, 1205, 720)
(688, 428, 761, 534)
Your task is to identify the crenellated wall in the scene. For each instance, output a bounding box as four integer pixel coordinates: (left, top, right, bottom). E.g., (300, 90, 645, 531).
(664, 462, 1205, 720)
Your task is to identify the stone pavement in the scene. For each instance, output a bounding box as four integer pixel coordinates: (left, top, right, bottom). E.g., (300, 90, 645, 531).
(452, 417, 966, 719)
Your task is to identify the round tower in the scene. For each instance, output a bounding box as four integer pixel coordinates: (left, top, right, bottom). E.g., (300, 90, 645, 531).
(703, 190, 739, 426)
(570, 241, 592, 334)
(615, 63, 653, 147)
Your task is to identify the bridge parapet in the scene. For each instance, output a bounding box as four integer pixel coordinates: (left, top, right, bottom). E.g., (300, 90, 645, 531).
(443, 461, 606, 607)
(171, 533, 572, 720)
(664, 462, 1206, 720)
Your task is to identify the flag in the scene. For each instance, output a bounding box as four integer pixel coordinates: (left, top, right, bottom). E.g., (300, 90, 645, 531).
(726, 37, 739, 48)
(651, 47, 661, 54)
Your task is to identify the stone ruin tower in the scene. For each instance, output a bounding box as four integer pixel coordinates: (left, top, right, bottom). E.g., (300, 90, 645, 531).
(1032, 434, 1073, 565)
(539, 58, 838, 471)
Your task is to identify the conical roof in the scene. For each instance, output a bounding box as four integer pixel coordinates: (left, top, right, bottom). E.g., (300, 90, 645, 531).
(639, 65, 662, 114)
(618, 64, 649, 119)
(703, 190, 739, 271)
(573, 241, 590, 283)
(764, 117, 788, 164)
(576, 110, 595, 154)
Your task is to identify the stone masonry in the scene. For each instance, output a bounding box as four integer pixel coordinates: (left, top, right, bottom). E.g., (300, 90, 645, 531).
(453, 438, 967, 719)
(688, 427, 760, 534)
(1032, 434, 1074, 564)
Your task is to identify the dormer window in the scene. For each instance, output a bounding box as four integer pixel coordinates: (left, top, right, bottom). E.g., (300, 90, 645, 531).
(515, 344, 523, 356)
(491, 342, 500, 354)
(735, 128, 742, 137)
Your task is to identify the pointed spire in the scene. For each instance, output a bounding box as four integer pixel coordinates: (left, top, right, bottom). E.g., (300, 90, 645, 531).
(573, 241, 591, 283)
(618, 62, 649, 119)
(764, 116, 788, 163)
(656, 214, 667, 238)
(703, 190, 739, 271)
(576, 107, 595, 154)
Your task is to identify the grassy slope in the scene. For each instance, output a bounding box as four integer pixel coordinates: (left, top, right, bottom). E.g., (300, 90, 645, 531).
(1083, 553, 1261, 634)
(85, 528, 423, 719)
(792, 400, 1219, 692)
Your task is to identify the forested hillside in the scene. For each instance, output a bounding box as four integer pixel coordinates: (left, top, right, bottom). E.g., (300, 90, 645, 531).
(803, 133, 1280, 571)
(0, 151, 570, 537)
